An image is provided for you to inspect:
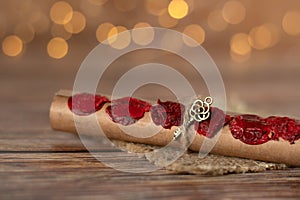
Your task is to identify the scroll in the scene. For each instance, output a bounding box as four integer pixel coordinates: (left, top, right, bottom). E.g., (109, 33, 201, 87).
(50, 90, 300, 166)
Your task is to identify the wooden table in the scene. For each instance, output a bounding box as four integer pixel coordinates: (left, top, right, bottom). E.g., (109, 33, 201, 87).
(1, 51, 300, 199)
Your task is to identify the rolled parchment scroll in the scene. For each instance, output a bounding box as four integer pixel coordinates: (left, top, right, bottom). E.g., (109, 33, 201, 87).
(50, 90, 300, 166)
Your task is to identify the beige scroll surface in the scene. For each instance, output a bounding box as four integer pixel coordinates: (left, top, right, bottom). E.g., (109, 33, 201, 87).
(50, 90, 300, 166)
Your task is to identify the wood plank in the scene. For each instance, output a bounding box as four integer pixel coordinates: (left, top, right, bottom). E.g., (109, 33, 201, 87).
(0, 102, 299, 199)
(0, 152, 299, 199)
(0, 129, 85, 152)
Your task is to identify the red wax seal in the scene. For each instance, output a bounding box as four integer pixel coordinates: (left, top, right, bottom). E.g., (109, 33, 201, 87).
(68, 93, 110, 116)
(229, 115, 270, 145)
(106, 97, 151, 126)
(263, 116, 300, 144)
(194, 107, 232, 138)
(150, 99, 185, 129)
(229, 115, 300, 145)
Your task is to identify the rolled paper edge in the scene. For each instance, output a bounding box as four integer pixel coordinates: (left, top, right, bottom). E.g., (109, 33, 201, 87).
(50, 90, 300, 166)
(50, 90, 175, 147)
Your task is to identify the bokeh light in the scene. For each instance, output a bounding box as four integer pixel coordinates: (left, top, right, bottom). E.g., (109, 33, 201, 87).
(158, 9, 179, 28)
(14, 23, 35, 44)
(282, 11, 300, 36)
(113, 0, 137, 12)
(265, 23, 281, 47)
(230, 50, 251, 63)
(230, 33, 252, 56)
(145, 0, 169, 16)
(248, 24, 280, 50)
(2, 35, 23, 57)
(50, 1, 73, 25)
(51, 24, 72, 40)
(64, 11, 86, 34)
(222, 0, 246, 25)
(183, 24, 205, 46)
(47, 37, 68, 59)
(108, 26, 131, 49)
(96, 23, 115, 43)
(168, 0, 189, 19)
(132, 23, 154, 46)
(0, 0, 296, 65)
(207, 9, 228, 32)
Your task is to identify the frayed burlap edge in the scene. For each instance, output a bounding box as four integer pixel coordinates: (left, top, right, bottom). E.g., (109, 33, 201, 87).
(113, 140, 287, 176)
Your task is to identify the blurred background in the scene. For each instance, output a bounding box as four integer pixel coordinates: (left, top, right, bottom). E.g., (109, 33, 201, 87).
(1, 0, 300, 130)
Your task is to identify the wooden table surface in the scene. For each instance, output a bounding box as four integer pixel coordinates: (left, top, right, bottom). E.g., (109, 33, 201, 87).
(1, 50, 300, 199)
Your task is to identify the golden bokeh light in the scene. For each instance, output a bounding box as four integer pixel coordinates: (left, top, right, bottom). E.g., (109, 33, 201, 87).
(158, 9, 179, 28)
(230, 33, 252, 56)
(50, 1, 73, 25)
(207, 9, 228, 32)
(88, 0, 108, 6)
(108, 26, 131, 49)
(132, 22, 154, 46)
(133, 22, 152, 29)
(222, 0, 246, 25)
(168, 0, 189, 19)
(230, 50, 251, 63)
(64, 11, 86, 34)
(51, 24, 72, 40)
(47, 37, 68, 59)
(266, 23, 281, 47)
(2, 35, 23, 57)
(248, 24, 280, 50)
(282, 11, 300, 36)
(14, 23, 35, 44)
(113, 0, 137, 12)
(96, 23, 115, 43)
(183, 24, 205, 46)
(145, 0, 169, 16)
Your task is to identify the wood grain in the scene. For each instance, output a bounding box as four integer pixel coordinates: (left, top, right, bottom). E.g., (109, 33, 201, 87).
(1, 100, 300, 200)
(1, 150, 300, 199)
(1, 55, 300, 200)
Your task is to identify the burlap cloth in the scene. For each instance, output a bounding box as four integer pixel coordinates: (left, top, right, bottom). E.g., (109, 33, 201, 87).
(113, 140, 287, 176)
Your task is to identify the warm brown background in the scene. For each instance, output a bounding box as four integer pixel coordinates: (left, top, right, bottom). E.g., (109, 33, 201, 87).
(1, 0, 300, 199)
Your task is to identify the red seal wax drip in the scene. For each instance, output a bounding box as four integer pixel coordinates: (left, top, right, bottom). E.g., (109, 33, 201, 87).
(194, 107, 232, 138)
(67, 93, 300, 145)
(106, 97, 151, 126)
(229, 115, 300, 145)
(264, 116, 300, 144)
(68, 93, 110, 116)
(150, 99, 185, 129)
(229, 115, 270, 145)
